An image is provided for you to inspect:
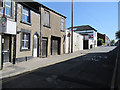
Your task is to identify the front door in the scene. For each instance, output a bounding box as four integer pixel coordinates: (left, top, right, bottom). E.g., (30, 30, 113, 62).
(2, 35, 11, 63)
(51, 36, 60, 55)
(33, 35, 38, 57)
(83, 40, 89, 49)
(42, 38, 48, 58)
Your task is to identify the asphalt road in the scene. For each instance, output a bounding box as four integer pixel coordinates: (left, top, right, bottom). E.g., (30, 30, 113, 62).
(2, 46, 117, 88)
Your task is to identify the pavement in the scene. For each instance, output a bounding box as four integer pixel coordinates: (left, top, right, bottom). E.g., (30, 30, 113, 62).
(0, 46, 116, 80)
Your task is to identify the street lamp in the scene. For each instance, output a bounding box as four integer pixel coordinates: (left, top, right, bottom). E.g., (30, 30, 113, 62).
(71, 0, 73, 53)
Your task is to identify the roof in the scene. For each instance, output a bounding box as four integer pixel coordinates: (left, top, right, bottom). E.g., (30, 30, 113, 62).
(18, 1, 66, 18)
(68, 25, 97, 32)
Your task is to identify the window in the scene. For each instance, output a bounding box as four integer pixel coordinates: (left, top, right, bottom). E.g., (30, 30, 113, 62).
(61, 18, 65, 31)
(1, 0, 12, 17)
(22, 6, 31, 23)
(44, 10, 50, 27)
(0, 0, 3, 7)
(21, 33, 30, 50)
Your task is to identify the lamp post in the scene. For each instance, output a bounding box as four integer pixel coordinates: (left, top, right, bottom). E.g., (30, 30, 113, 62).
(71, 0, 73, 53)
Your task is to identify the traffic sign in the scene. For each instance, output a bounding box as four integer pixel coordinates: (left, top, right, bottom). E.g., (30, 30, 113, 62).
(1, 15, 7, 26)
(67, 32, 71, 37)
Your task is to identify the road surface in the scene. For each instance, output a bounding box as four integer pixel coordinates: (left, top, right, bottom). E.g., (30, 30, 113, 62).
(2, 46, 117, 88)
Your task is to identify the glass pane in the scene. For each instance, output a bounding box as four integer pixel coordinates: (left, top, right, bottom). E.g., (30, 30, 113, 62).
(21, 41, 24, 48)
(44, 11, 50, 26)
(25, 41, 28, 48)
(61, 23, 63, 30)
(47, 13, 49, 26)
(5, 7, 11, 16)
(5, 7, 7, 15)
(23, 9, 28, 15)
(22, 15, 25, 22)
(26, 33, 29, 40)
(44, 12, 47, 25)
(22, 33, 25, 40)
(5, 0, 11, 6)
(22, 7, 30, 23)
(1, 9, 3, 13)
(7, 7, 11, 16)
(25, 15, 28, 23)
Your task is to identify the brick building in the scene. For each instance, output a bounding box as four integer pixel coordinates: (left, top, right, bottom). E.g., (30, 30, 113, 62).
(97, 32, 110, 46)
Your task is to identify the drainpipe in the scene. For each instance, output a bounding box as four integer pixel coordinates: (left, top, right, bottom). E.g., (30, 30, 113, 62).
(0, 34, 2, 70)
(13, 2, 17, 64)
(39, 5, 42, 58)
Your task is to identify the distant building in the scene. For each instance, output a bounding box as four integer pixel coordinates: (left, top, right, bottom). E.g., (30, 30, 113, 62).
(65, 29, 83, 53)
(68, 25, 97, 49)
(97, 33, 110, 46)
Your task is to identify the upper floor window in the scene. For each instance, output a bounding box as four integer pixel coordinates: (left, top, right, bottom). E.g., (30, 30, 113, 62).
(61, 18, 65, 31)
(44, 10, 50, 27)
(1, 0, 12, 17)
(22, 6, 31, 23)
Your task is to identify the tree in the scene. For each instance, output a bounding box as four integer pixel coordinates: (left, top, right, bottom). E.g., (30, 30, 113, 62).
(116, 30, 120, 39)
(98, 38, 104, 46)
(115, 30, 120, 45)
(111, 40, 115, 46)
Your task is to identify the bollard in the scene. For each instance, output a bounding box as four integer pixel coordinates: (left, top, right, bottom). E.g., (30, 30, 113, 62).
(25, 56, 27, 61)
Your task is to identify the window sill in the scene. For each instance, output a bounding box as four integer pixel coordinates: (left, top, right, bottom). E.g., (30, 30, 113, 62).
(20, 21, 32, 26)
(20, 49, 30, 52)
(43, 25, 51, 28)
(61, 30, 65, 32)
(0, 13, 13, 19)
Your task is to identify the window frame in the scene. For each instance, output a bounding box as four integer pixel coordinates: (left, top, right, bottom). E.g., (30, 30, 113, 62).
(20, 29, 31, 51)
(21, 6, 31, 24)
(44, 10, 50, 27)
(1, 0, 13, 17)
(61, 17, 65, 32)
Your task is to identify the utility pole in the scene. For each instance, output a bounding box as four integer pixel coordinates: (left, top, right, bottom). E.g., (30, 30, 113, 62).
(0, 0, 5, 70)
(71, 0, 73, 53)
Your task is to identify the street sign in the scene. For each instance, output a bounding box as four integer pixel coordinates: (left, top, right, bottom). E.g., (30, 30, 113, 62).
(89, 34, 93, 38)
(67, 32, 71, 37)
(1, 15, 7, 26)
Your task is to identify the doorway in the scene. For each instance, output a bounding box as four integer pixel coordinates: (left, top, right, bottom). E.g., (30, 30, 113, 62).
(51, 36, 61, 55)
(83, 40, 89, 49)
(2, 35, 11, 63)
(33, 34, 39, 57)
(42, 38, 48, 58)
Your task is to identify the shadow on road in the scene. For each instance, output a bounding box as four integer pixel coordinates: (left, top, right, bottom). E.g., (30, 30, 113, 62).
(2, 47, 118, 88)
